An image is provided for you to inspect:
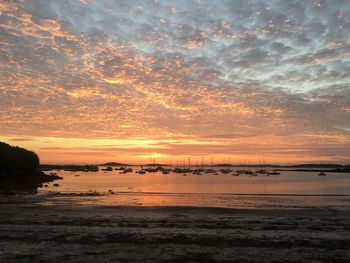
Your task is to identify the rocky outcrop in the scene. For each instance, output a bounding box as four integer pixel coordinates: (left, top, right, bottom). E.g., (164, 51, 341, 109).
(0, 142, 61, 193)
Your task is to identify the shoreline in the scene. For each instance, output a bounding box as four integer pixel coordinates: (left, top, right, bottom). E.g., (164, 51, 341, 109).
(0, 171, 62, 194)
(1, 199, 349, 262)
(2, 190, 349, 210)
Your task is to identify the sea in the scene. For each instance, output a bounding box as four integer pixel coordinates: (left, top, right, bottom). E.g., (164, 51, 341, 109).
(38, 166, 350, 209)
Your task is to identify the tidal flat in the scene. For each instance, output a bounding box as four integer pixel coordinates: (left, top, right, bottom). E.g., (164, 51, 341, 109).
(0, 194, 349, 263)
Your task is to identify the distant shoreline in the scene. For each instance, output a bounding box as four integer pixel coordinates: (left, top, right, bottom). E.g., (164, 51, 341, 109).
(40, 163, 350, 173)
(42, 163, 350, 168)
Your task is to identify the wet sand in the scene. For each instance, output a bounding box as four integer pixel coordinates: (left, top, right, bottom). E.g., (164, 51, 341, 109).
(0, 195, 349, 262)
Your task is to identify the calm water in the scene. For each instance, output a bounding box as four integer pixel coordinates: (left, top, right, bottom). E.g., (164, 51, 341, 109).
(39, 167, 350, 208)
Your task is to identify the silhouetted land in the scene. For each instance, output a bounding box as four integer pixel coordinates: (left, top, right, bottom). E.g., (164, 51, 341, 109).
(214, 163, 348, 168)
(40, 164, 99, 172)
(99, 162, 129, 166)
(284, 167, 350, 173)
(0, 142, 61, 193)
(142, 163, 168, 167)
(212, 163, 350, 173)
(280, 164, 350, 173)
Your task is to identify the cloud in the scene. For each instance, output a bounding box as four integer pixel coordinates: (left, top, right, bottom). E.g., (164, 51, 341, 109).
(0, 0, 349, 162)
(8, 137, 36, 142)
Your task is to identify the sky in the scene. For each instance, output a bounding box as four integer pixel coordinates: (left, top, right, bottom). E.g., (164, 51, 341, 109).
(0, 0, 350, 164)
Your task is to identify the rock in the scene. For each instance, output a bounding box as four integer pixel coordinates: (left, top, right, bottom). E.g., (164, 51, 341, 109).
(0, 141, 62, 193)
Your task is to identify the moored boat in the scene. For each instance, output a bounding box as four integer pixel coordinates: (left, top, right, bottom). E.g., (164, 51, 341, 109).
(318, 171, 327, 176)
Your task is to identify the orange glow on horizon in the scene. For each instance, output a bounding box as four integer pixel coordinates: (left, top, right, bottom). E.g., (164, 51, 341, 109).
(1, 135, 349, 165)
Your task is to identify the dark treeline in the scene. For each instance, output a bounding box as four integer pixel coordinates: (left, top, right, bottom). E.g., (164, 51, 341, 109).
(215, 163, 350, 173)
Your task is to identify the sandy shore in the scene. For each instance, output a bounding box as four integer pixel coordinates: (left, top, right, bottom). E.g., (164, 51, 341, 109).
(0, 195, 349, 262)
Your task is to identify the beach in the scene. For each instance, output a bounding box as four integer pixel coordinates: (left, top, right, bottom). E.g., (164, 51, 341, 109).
(1, 193, 349, 263)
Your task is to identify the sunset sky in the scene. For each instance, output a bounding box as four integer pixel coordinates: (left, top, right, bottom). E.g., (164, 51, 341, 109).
(0, 0, 350, 164)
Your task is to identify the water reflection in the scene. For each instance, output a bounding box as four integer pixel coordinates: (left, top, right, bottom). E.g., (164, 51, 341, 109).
(41, 168, 350, 195)
(37, 167, 350, 208)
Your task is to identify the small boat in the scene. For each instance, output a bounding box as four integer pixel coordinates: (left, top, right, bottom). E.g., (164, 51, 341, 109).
(145, 168, 158, 172)
(119, 167, 133, 174)
(318, 171, 327, 176)
(270, 170, 280, 175)
(220, 169, 232, 174)
(173, 168, 191, 173)
(193, 168, 204, 175)
(102, 166, 113, 171)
